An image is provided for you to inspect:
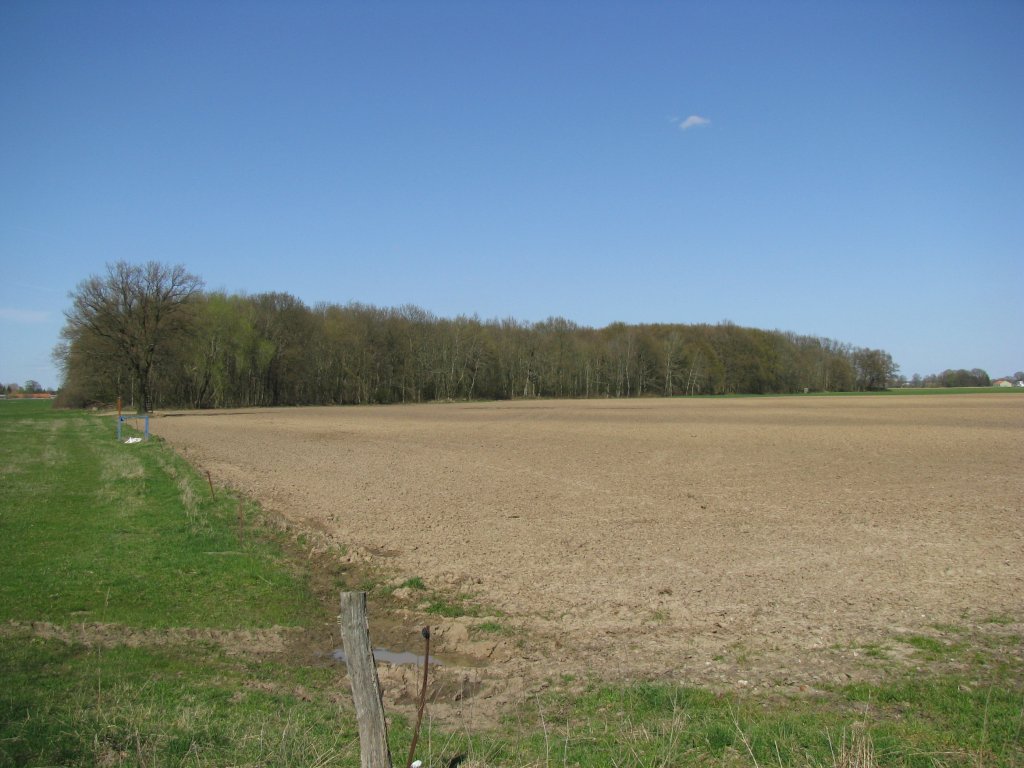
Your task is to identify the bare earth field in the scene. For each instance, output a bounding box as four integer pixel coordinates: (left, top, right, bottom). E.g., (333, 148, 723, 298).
(152, 395, 1023, 717)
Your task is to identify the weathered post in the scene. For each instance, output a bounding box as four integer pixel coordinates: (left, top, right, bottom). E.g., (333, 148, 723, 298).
(339, 591, 393, 768)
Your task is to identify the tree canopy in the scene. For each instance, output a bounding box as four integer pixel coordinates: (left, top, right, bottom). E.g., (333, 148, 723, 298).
(56, 262, 203, 411)
(55, 262, 902, 410)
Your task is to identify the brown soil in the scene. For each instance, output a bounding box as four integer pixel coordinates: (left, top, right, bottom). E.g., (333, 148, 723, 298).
(151, 395, 1024, 718)
(3, 620, 301, 656)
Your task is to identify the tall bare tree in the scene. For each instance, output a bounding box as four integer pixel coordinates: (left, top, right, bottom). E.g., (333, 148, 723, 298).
(61, 261, 203, 411)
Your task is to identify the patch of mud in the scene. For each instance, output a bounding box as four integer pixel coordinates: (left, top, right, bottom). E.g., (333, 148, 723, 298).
(3, 620, 303, 656)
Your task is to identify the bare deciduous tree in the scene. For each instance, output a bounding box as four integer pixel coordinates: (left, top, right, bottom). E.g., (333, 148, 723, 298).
(61, 261, 203, 411)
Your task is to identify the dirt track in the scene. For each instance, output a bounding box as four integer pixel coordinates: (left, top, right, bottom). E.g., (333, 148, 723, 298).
(152, 395, 1023, 712)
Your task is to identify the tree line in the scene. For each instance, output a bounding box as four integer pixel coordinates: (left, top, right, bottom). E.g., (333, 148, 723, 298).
(2, 381, 51, 395)
(54, 262, 901, 411)
(908, 369, 1000, 388)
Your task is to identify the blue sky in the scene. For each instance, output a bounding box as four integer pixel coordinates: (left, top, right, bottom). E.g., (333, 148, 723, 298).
(2, 1, 1021, 389)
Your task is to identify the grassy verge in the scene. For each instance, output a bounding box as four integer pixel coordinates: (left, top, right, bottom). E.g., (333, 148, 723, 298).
(540, 627, 1023, 767)
(678, 387, 1023, 399)
(0, 403, 313, 629)
(0, 638, 361, 766)
(0, 400, 378, 766)
(431, 620, 1023, 766)
(2, 400, 1021, 767)
(807, 387, 1024, 396)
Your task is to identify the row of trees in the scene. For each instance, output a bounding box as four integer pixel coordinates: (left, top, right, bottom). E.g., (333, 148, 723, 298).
(3, 381, 49, 395)
(907, 369, 993, 388)
(55, 262, 900, 411)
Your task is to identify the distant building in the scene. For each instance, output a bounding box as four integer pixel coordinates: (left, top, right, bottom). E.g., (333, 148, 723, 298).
(993, 379, 1013, 387)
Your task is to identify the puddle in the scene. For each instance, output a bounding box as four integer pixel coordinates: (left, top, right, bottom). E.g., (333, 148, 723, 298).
(332, 647, 442, 666)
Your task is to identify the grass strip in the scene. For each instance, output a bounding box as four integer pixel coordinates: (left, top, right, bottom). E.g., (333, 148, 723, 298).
(0, 635, 362, 766)
(0, 401, 313, 629)
(0, 401, 370, 766)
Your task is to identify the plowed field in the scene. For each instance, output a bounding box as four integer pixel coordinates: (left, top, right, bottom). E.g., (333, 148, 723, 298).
(152, 395, 1023, 714)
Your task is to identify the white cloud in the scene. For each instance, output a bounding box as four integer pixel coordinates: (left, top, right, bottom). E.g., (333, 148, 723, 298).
(0, 308, 50, 324)
(679, 115, 710, 130)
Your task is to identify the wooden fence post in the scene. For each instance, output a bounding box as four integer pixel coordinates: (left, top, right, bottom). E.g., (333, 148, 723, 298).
(339, 591, 393, 768)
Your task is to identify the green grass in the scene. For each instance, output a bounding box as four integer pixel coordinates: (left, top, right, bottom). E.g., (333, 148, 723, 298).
(2, 400, 1022, 767)
(0, 400, 370, 766)
(806, 386, 1024, 396)
(400, 576, 428, 591)
(425, 596, 485, 618)
(0, 636, 365, 767)
(384, 573, 499, 619)
(679, 386, 1023, 400)
(794, 387, 1019, 399)
(429, 660, 1024, 767)
(0, 401, 311, 629)
(901, 635, 968, 661)
(474, 620, 514, 637)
